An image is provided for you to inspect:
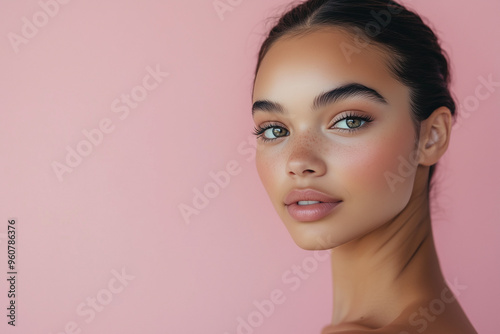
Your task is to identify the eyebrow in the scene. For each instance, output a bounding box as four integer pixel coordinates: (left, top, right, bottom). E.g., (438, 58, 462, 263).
(252, 83, 388, 116)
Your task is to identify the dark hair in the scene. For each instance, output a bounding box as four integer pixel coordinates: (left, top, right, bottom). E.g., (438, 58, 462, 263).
(253, 0, 456, 192)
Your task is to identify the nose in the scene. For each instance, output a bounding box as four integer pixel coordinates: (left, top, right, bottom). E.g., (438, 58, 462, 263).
(287, 141, 327, 177)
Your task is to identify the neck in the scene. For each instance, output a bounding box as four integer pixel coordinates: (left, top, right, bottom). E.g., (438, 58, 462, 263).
(329, 181, 446, 327)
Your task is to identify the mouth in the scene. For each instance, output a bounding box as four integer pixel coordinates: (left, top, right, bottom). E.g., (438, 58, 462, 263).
(283, 188, 342, 221)
(296, 200, 326, 205)
(284, 188, 341, 206)
(286, 200, 342, 222)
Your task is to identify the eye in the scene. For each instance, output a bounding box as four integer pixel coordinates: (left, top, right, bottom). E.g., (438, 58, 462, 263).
(332, 112, 374, 132)
(252, 122, 289, 142)
(252, 112, 373, 142)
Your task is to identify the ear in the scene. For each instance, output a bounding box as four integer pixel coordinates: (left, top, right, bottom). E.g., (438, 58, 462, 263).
(417, 106, 453, 166)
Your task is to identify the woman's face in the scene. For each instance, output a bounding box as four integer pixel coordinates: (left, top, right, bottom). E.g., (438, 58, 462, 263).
(252, 28, 422, 250)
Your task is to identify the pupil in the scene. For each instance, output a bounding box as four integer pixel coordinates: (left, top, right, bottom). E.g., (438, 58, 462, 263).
(347, 118, 361, 128)
(273, 128, 284, 137)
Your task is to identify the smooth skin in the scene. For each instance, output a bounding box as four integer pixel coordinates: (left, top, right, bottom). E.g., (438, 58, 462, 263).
(252, 27, 476, 333)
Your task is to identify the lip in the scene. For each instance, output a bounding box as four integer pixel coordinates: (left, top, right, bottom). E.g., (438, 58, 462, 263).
(284, 188, 342, 222)
(284, 188, 341, 206)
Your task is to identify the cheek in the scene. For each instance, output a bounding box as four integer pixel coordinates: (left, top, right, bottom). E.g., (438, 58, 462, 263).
(333, 130, 417, 202)
(255, 149, 282, 197)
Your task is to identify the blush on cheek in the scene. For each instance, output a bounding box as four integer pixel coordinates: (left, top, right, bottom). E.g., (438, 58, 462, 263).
(335, 134, 416, 198)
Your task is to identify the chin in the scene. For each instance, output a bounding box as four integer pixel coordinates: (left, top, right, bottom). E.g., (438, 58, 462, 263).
(283, 210, 399, 251)
(293, 239, 333, 251)
(285, 222, 352, 251)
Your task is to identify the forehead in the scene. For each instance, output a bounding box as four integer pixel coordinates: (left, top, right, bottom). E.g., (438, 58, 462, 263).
(253, 27, 407, 106)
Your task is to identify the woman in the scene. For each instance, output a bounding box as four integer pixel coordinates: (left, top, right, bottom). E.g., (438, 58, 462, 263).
(251, 0, 477, 332)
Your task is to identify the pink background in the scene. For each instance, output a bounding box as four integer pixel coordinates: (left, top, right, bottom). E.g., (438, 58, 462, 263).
(1, 0, 498, 333)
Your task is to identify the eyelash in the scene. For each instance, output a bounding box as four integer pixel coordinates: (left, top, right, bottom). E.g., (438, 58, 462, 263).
(252, 112, 374, 142)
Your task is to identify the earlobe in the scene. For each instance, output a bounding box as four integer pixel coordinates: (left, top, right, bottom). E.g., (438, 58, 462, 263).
(418, 107, 452, 166)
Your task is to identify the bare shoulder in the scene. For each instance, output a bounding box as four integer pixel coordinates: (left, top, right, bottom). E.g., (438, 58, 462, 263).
(383, 297, 478, 334)
(322, 321, 477, 334)
(322, 298, 477, 334)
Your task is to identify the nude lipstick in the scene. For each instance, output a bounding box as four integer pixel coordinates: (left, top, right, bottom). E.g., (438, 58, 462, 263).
(284, 188, 342, 222)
